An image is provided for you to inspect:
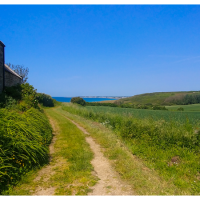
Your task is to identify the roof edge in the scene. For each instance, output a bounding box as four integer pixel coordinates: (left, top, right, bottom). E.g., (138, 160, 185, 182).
(4, 64, 22, 79)
(0, 41, 5, 47)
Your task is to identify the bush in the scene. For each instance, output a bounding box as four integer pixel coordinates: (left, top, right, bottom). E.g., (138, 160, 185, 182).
(177, 107, 184, 111)
(152, 105, 168, 110)
(0, 83, 39, 109)
(71, 97, 86, 106)
(37, 93, 54, 107)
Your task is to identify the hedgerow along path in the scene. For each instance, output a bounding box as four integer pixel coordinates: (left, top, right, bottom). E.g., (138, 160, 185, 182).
(5, 107, 134, 195)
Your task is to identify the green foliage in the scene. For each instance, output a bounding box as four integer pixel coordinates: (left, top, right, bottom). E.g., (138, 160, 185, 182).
(62, 103, 200, 194)
(0, 108, 52, 194)
(71, 97, 86, 106)
(0, 83, 59, 110)
(84, 106, 200, 125)
(115, 91, 200, 106)
(86, 102, 168, 111)
(37, 93, 54, 107)
(86, 102, 118, 107)
(52, 98, 62, 106)
(2, 84, 22, 100)
(172, 94, 200, 105)
(166, 104, 200, 112)
(0, 83, 55, 194)
(177, 107, 184, 111)
(0, 83, 39, 110)
(62, 104, 200, 151)
(45, 109, 97, 195)
(152, 105, 168, 110)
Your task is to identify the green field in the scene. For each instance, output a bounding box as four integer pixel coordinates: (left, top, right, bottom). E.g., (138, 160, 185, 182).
(115, 91, 200, 105)
(166, 104, 200, 112)
(62, 103, 200, 194)
(85, 105, 200, 126)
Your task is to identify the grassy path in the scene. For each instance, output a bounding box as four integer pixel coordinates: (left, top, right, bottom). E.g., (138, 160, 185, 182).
(55, 106, 185, 195)
(4, 107, 97, 195)
(57, 112, 134, 195)
(5, 106, 184, 195)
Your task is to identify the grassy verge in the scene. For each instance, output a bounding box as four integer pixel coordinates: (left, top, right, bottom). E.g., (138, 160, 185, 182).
(0, 108, 52, 194)
(55, 106, 185, 195)
(3, 107, 97, 195)
(61, 103, 200, 195)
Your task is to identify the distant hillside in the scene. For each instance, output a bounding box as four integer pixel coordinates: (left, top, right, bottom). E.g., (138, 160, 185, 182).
(115, 91, 200, 106)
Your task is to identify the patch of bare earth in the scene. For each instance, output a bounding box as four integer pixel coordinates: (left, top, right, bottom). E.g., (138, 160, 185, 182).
(63, 116, 134, 195)
(33, 117, 59, 196)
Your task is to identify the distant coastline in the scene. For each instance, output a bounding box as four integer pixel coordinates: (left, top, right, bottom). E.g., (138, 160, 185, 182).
(52, 97, 123, 103)
(65, 96, 129, 99)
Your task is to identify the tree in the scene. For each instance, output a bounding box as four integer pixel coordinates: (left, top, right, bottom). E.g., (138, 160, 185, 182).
(6, 63, 29, 83)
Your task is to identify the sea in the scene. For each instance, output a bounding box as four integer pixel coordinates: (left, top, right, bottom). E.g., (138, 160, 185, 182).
(52, 97, 117, 103)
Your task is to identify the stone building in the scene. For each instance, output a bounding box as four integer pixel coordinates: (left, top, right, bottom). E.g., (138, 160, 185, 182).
(0, 41, 22, 93)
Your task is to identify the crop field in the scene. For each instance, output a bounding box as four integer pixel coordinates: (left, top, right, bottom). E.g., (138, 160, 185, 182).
(62, 103, 200, 194)
(166, 104, 200, 112)
(85, 105, 200, 126)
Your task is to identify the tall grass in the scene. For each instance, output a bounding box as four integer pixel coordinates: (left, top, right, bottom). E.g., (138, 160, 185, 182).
(0, 108, 52, 194)
(85, 106, 200, 125)
(62, 103, 200, 194)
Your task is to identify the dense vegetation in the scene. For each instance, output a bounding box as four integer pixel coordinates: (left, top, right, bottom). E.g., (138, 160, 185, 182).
(62, 103, 200, 194)
(171, 93, 200, 105)
(0, 108, 52, 193)
(86, 102, 168, 111)
(71, 97, 86, 106)
(37, 93, 55, 107)
(0, 83, 39, 111)
(0, 83, 54, 194)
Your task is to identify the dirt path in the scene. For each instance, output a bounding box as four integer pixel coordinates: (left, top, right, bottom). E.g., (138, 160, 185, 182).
(32, 110, 134, 195)
(62, 115, 134, 195)
(33, 117, 59, 195)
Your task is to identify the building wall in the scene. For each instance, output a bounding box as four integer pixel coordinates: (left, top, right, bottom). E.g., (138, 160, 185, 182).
(5, 71, 22, 87)
(0, 45, 4, 93)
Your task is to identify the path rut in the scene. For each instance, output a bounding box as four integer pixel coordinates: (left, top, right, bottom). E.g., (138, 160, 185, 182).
(62, 115, 134, 195)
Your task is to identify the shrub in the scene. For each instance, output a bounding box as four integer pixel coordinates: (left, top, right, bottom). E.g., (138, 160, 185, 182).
(177, 107, 184, 111)
(3, 84, 22, 100)
(152, 105, 168, 110)
(37, 93, 54, 107)
(0, 83, 39, 109)
(71, 97, 86, 106)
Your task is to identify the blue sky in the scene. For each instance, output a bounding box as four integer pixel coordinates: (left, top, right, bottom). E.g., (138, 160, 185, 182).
(1, 5, 200, 97)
